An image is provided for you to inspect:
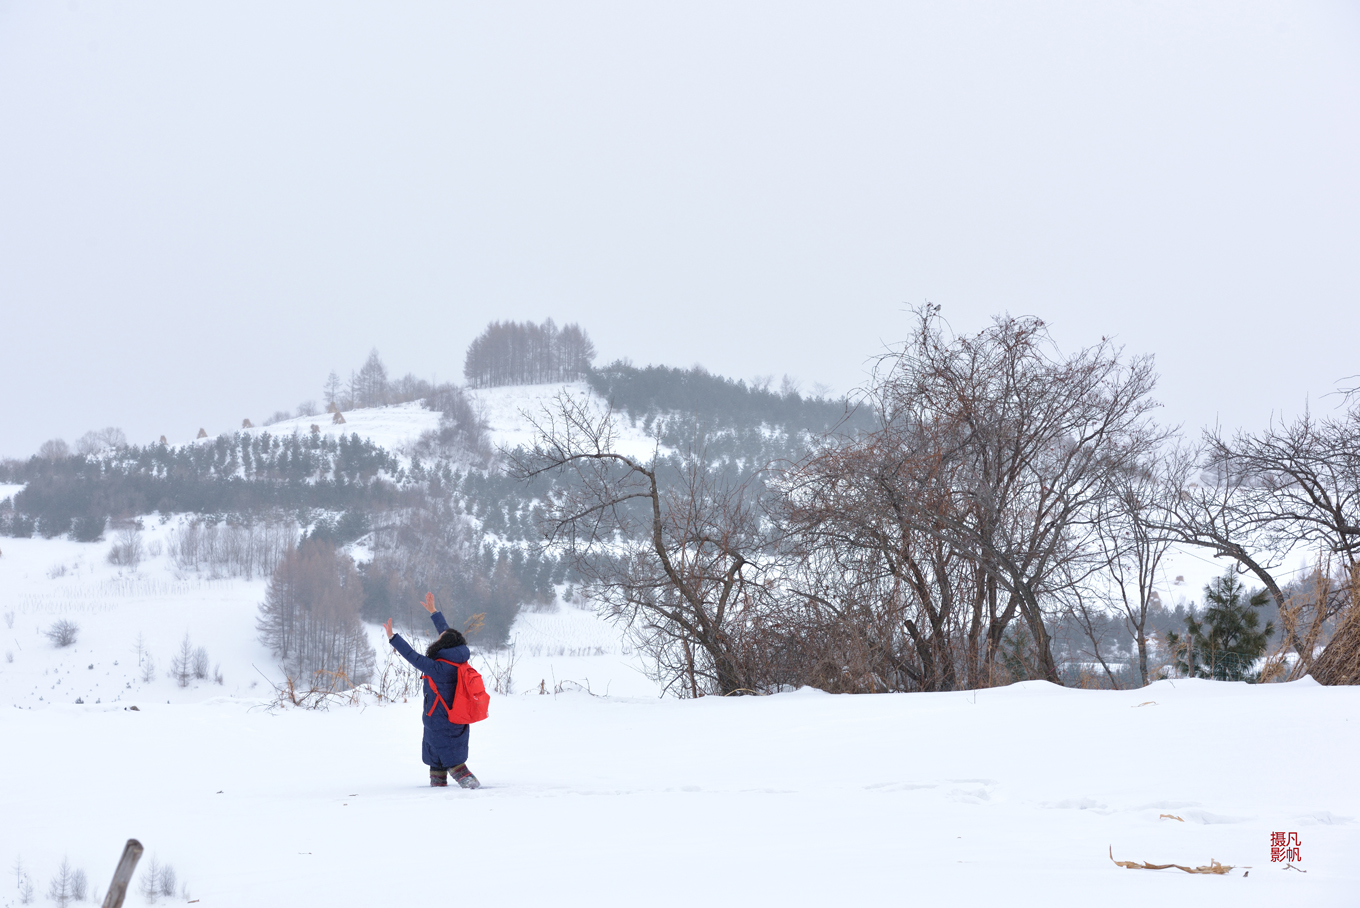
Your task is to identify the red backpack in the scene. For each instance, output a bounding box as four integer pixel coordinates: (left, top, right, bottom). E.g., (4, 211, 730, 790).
(423, 659, 490, 724)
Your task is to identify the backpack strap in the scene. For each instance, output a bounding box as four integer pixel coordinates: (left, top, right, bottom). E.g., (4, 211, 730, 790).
(422, 658, 461, 720)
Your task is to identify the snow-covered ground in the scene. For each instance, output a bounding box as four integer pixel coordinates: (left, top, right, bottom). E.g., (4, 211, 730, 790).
(0, 524, 275, 709)
(3, 533, 1358, 906)
(500, 602, 659, 699)
(0, 524, 657, 711)
(471, 382, 665, 461)
(2, 677, 1356, 906)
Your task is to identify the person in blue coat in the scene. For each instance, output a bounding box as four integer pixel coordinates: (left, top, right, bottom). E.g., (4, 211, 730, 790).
(382, 593, 481, 789)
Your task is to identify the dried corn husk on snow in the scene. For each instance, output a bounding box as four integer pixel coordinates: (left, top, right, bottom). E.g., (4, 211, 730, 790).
(1108, 846, 1236, 875)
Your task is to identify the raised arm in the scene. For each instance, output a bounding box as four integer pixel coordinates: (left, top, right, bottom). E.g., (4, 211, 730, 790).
(422, 592, 450, 634)
(381, 615, 443, 674)
(388, 631, 443, 675)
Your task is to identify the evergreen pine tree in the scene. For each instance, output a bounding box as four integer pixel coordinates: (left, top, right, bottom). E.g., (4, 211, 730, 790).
(1167, 572, 1274, 681)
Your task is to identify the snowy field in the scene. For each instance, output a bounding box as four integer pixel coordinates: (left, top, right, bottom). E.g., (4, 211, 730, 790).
(2, 510, 1359, 905)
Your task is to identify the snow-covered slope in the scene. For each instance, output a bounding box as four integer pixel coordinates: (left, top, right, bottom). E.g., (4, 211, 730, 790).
(470, 381, 662, 461)
(0, 528, 655, 710)
(234, 401, 441, 453)
(0, 522, 277, 709)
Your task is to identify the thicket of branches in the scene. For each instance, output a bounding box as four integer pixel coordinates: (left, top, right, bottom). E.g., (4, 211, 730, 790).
(516, 307, 1360, 695)
(463, 319, 596, 388)
(170, 516, 299, 580)
(510, 396, 773, 696)
(410, 383, 493, 464)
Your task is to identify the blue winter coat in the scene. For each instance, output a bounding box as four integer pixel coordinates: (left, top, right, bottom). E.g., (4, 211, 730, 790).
(389, 611, 470, 769)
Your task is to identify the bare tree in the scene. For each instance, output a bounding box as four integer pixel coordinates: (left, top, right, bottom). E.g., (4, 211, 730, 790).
(354, 349, 390, 408)
(1149, 441, 1289, 609)
(171, 633, 194, 687)
(510, 392, 772, 695)
(257, 540, 375, 685)
(191, 645, 210, 680)
(46, 858, 81, 908)
(323, 371, 342, 409)
(1148, 403, 1360, 675)
(1210, 409, 1360, 569)
(781, 307, 1165, 685)
(1085, 454, 1179, 686)
(107, 526, 144, 568)
(777, 430, 983, 691)
(37, 438, 69, 461)
(76, 428, 127, 456)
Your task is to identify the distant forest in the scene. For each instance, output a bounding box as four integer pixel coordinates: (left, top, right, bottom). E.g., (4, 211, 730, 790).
(463, 319, 595, 388)
(2, 430, 401, 540)
(587, 361, 870, 436)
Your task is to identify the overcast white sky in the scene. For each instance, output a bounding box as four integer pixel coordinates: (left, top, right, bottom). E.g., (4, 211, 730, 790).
(1, 1, 1357, 458)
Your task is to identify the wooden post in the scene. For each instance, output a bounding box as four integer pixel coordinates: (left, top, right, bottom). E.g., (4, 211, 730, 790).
(101, 839, 144, 908)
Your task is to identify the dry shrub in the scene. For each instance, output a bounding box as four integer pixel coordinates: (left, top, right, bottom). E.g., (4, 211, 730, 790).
(106, 526, 144, 568)
(1311, 566, 1360, 685)
(482, 643, 518, 695)
(45, 619, 79, 648)
(362, 638, 428, 704)
(268, 668, 364, 710)
(1260, 560, 1342, 682)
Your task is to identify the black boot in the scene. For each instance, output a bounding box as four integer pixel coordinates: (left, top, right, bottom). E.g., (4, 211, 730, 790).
(430, 767, 448, 787)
